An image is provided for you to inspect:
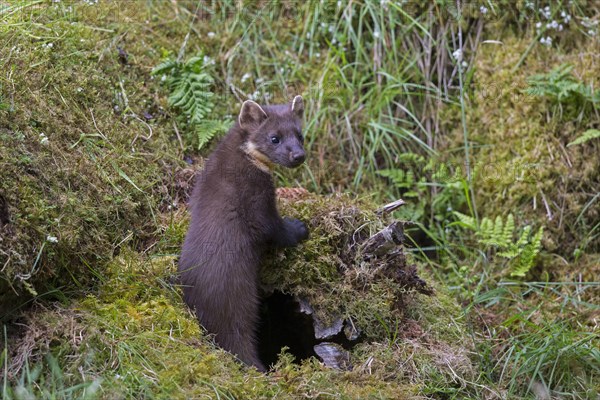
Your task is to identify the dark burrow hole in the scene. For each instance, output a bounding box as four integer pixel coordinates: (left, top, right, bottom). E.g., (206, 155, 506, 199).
(257, 291, 356, 369)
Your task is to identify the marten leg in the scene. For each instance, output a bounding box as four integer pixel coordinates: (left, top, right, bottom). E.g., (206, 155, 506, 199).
(217, 331, 266, 372)
(209, 278, 266, 372)
(215, 308, 267, 372)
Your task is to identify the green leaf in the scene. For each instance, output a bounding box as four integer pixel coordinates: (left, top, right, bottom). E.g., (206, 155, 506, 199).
(151, 59, 178, 75)
(154, 53, 226, 149)
(567, 129, 600, 147)
(452, 211, 477, 230)
(510, 227, 544, 277)
(196, 119, 230, 150)
(525, 63, 598, 107)
(112, 161, 143, 193)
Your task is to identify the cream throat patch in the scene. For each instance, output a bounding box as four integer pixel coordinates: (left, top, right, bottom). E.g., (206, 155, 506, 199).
(242, 141, 274, 174)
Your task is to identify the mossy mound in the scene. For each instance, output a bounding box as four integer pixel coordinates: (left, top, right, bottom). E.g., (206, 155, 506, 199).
(449, 35, 600, 261)
(0, 1, 193, 314)
(2, 195, 476, 398)
(263, 192, 431, 339)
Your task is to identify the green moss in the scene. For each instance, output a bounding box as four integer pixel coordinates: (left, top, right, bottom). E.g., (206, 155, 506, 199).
(2, 3, 469, 395)
(0, 1, 192, 313)
(3, 1, 596, 398)
(444, 35, 600, 260)
(2, 195, 477, 398)
(4, 248, 433, 398)
(262, 193, 408, 336)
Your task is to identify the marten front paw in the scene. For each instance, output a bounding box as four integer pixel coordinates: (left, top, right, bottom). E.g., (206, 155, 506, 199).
(284, 217, 309, 243)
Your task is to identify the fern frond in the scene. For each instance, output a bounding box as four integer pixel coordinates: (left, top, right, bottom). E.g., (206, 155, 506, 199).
(525, 63, 599, 106)
(406, 170, 415, 185)
(516, 226, 532, 247)
(154, 54, 226, 149)
(155, 55, 216, 125)
(451, 210, 544, 277)
(510, 227, 544, 277)
(397, 152, 425, 164)
(452, 211, 477, 230)
(523, 86, 548, 97)
(377, 169, 410, 188)
(501, 214, 515, 246)
(432, 162, 450, 182)
(491, 215, 504, 246)
(168, 73, 214, 124)
(479, 217, 494, 243)
(195, 119, 230, 150)
(152, 59, 179, 76)
(567, 129, 600, 147)
(498, 246, 520, 259)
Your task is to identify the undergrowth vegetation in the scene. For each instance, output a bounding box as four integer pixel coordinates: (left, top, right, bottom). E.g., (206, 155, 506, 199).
(152, 53, 231, 150)
(1, 0, 598, 399)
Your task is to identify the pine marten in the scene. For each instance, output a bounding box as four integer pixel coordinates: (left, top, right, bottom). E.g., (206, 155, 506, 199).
(179, 96, 309, 372)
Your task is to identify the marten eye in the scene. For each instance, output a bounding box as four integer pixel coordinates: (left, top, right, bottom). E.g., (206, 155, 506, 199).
(270, 136, 280, 144)
(298, 134, 304, 143)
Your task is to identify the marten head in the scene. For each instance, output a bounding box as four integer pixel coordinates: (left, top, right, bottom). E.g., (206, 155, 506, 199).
(239, 95, 306, 172)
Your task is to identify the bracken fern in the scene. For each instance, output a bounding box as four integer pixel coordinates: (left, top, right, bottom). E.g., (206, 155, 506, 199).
(153, 56, 215, 124)
(153, 55, 228, 149)
(453, 212, 544, 277)
(524, 63, 600, 118)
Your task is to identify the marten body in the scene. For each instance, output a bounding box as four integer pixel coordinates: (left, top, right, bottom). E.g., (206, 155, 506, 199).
(179, 97, 308, 371)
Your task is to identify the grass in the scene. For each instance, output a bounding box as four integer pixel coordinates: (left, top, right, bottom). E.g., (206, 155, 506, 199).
(472, 281, 599, 399)
(2, 354, 102, 400)
(1, 0, 599, 399)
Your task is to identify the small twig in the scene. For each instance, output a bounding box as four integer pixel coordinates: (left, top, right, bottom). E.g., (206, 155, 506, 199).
(113, 231, 133, 253)
(540, 190, 553, 221)
(1, 254, 9, 273)
(557, 193, 566, 230)
(130, 114, 153, 143)
(546, 141, 555, 161)
(173, 121, 184, 152)
(227, 81, 245, 103)
(170, 0, 179, 16)
(361, 356, 374, 375)
(376, 199, 406, 215)
(89, 108, 108, 141)
(556, 139, 572, 168)
(177, 32, 190, 63)
(118, 80, 130, 111)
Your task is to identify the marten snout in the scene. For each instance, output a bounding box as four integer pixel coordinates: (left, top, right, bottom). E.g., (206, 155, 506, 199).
(290, 149, 305, 164)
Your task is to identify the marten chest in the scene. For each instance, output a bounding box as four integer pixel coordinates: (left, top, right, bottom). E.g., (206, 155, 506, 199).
(198, 166, 276, 226)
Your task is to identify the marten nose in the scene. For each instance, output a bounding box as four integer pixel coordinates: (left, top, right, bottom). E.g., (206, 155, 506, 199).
(290, 151, 305, 164)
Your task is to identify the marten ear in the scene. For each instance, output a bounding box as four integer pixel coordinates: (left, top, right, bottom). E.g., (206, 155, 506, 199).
(239, 100, 268, 129)
(291, 95, 304, 118)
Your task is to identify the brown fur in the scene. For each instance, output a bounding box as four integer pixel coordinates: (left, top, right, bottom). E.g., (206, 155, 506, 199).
(179, 97, 308, 371)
